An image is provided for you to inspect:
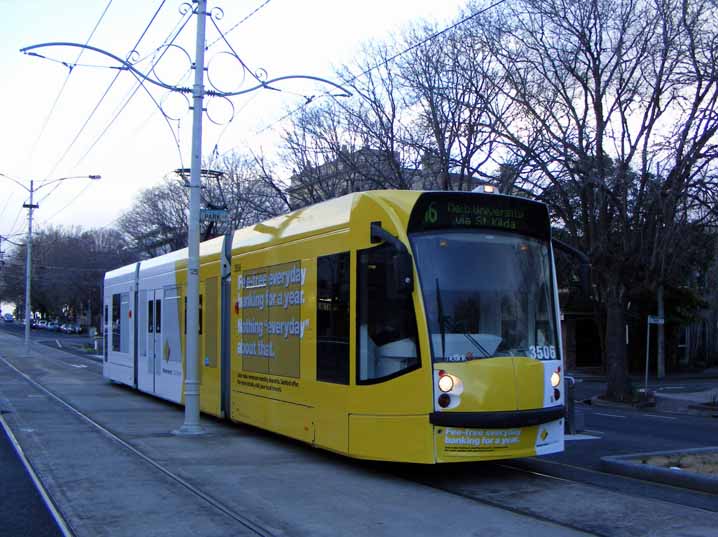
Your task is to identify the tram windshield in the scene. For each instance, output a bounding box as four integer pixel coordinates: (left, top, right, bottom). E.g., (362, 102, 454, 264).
(411, 231, 559, 363)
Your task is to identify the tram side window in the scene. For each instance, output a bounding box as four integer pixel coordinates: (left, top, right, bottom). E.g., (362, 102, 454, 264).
(112, 292, 129, 353)
(357, 243, 419, 383)
(316, 252, 350, 384)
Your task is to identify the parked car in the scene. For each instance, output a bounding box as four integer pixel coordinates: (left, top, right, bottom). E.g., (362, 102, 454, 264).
(36, 320, 47, 329)
(3, 313, 14, 323)
(46, 321, 59, 331)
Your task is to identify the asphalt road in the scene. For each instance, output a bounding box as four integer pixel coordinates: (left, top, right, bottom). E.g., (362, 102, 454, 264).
(558, 402, 718, 468)
(0, 423, 62, 537)
(533, 383, 718, 512)
(0, 322, 98, 358)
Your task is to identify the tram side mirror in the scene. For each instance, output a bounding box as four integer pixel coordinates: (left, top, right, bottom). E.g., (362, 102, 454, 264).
(552, 238, 593, 299)
(370, 222, 414, 297)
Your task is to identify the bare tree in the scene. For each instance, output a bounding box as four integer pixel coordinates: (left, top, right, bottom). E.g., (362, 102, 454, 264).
(472, 0, 718, 399)
(276, 42, 426, 209)
(399, 19, 507, 190)
(0, 227, 136, 324)
(118, 151, 288, 257)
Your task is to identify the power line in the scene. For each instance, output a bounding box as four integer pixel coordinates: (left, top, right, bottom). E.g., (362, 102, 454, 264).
(41, 0, 170, 184)
(256, 0, 506, 135)
(38, 11, 194, 226)
(206, 0, 275, 49)
(70, 7, 192, 171)
(6, 206, 25, 241)
(26, 0, 114, 178)
(0, 260, 107, 273)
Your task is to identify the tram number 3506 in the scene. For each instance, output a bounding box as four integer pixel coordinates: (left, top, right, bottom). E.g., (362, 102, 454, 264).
(528, 345, 557, 360)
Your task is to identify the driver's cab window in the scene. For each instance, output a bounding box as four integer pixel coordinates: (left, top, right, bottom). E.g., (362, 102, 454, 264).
(357, 243, 419, 383)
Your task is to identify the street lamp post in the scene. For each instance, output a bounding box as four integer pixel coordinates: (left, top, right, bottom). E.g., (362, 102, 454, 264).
(0, 173, 101, 350)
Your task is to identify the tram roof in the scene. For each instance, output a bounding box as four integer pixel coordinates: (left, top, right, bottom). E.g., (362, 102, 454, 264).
(229, 190, 420, 253)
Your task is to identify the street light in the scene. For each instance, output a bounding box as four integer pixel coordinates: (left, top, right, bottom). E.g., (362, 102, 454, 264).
(0, 172, 101, 350)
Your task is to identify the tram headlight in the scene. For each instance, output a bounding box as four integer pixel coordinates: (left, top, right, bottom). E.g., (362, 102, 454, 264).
(550, 368, 561, 388)
(438, 373, 454, 393)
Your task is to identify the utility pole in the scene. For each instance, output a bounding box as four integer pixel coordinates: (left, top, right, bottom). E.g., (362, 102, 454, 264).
(175, 0, 207, 436)
(0, 173, 101, 351)
(22, 180, 38, 351)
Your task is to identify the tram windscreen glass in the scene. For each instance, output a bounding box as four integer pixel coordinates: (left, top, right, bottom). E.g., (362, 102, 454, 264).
(411, 231, 559, 362)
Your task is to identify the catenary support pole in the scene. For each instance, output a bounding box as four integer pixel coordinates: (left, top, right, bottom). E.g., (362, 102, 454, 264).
(175, 0, 207, 435)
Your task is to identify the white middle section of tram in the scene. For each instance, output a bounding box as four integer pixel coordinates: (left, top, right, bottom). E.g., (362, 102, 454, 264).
(104, 250, 185, 404)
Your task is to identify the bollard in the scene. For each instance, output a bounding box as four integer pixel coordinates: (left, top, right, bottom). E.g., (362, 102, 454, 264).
(564, 376, 576, 434)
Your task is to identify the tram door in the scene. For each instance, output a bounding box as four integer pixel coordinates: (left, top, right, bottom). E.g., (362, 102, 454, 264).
(149, 289, 162, 393)
(139, 289, 162, 394)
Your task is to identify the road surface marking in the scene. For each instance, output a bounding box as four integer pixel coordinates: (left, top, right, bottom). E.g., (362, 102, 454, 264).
(68, 364, 87, 369)
(644, 414, 677, 420)
(565, 434, 600, 441)
(593, 412, 626, 419)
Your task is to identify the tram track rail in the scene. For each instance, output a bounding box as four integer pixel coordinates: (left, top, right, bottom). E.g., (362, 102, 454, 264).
(2, 344, 717, 537)
(0, 355, 278, 537)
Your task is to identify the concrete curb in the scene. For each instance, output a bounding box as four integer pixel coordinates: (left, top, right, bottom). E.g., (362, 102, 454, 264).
(600, 447, 718, 494)
(588, 395, 637, 409)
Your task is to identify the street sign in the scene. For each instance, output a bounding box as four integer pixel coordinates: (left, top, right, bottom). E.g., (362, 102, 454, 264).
(648, 315, 665, 325)
(200, 209, 229, 223)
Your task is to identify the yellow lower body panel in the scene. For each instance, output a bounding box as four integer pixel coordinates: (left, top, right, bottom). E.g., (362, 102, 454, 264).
(349, 414, 434, 463)
(231, 391, 314, 444)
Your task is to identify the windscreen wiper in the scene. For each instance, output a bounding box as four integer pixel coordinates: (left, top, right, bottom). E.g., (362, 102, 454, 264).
(434, 278, 490, 359)
(435, 278, 446, 360)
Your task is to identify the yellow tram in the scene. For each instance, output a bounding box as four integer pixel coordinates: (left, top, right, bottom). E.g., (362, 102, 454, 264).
(104, 190, 565, 463)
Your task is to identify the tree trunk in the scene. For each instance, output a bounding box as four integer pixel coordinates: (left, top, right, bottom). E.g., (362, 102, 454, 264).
(605, 285, 632, 401)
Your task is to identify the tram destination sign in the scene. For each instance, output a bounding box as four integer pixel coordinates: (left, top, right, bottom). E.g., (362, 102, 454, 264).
(408, 192, 550, 240)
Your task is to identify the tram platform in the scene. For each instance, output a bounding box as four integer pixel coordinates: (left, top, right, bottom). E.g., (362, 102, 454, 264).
(0, 331, 595, 537)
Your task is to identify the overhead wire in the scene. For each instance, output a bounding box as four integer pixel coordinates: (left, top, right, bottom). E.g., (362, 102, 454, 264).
(256, 0, 507, 135)
(40, 0, 170, 192)
(206, 0, 275, 49)
(5, 206, 25, 242)
(70, 13, 193, 170)
(38, 11, 195, 226)
(26, 0, 114, 177)
(5, 1, 114, 240)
